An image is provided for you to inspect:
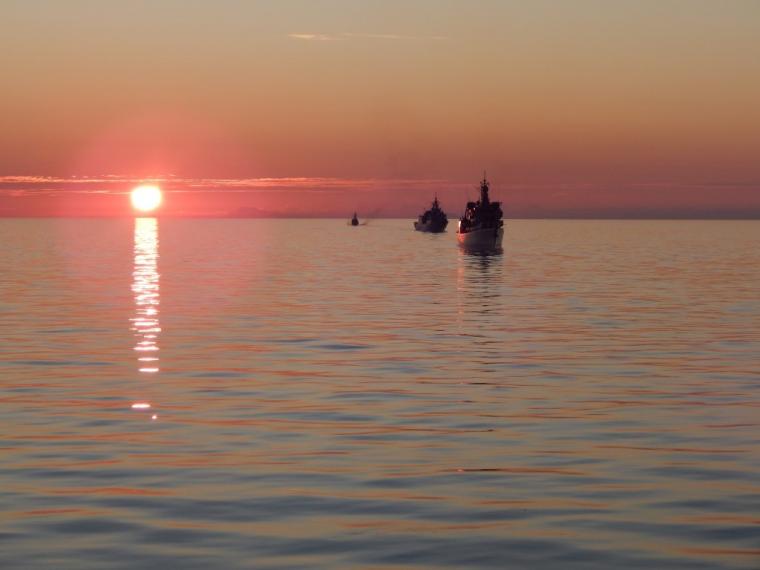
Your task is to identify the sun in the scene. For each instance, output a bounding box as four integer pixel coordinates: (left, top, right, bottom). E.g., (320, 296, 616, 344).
(131, 185, 162, 213)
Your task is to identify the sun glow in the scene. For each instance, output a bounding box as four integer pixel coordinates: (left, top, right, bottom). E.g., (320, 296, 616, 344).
(130, 185, 162, 212)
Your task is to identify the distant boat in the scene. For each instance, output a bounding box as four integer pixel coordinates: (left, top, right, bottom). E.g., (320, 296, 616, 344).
(457, 174, 504, 248)
(414, 196, 448, 233)
(350, 212, 359, 226)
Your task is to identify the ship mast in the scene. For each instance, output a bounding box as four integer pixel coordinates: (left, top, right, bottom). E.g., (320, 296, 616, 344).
(480, 171, 490, 206)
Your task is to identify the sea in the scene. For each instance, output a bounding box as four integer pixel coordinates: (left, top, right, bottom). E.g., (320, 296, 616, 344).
(1, 218, 758, 569)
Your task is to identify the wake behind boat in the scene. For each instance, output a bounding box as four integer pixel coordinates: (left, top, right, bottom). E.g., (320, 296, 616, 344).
(414, 196, 448, 233)
(457, 174, 504, 248)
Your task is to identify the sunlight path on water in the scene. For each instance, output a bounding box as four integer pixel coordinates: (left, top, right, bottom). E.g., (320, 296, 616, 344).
(131, 218, 160, 418)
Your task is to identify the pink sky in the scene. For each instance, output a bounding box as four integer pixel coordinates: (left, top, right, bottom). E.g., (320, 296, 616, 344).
(1, 175, 758, 218)
(1, 1, 759, 217)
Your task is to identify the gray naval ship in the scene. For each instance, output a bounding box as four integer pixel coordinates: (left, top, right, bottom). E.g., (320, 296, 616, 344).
(414, 196, 448, 233)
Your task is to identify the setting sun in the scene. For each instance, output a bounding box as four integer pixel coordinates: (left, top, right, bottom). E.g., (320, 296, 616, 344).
(130, 185, 162, 213)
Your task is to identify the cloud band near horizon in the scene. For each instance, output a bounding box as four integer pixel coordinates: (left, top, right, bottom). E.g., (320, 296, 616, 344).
(1, 176, 758, 219)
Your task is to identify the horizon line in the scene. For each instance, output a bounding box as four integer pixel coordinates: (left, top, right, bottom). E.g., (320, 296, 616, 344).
(2, 215, 760, 221)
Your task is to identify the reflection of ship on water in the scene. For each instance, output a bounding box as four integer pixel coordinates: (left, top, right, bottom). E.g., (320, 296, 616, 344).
(414, 196, 448, 233)
(457, 247, 504, 314)
(457, 174, 504, 249)
(455, 245, 505, 376)
(350, 212, 359, 226)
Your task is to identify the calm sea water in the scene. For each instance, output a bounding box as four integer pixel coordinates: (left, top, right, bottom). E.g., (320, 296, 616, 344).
(1, 219, 758, 569)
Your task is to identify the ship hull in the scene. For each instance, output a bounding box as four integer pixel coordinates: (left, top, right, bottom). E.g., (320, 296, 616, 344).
(414, 220, 448, 233)
(457, 226, 504, 248)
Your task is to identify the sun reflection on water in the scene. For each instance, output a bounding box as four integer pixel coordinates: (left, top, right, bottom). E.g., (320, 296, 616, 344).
(130, 217, 160, 413)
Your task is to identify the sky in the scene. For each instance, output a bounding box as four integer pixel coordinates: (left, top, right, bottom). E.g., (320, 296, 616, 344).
(1, 0, 759, 217)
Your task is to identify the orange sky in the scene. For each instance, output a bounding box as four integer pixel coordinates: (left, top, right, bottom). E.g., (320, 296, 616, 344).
(1, 1, 759, 217)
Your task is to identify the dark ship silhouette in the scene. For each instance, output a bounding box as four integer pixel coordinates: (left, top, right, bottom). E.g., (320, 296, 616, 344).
(457, 174, 504, 247)
(350, 212, 359, 226)
(414, 196, 448, 233)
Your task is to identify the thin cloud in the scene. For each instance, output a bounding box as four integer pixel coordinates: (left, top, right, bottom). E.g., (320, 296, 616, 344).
(288, 33, 339, 41)
(0, 176, 454, 196)
(288, 32, 448, 42)
(4, 176, 755, 196)
(341, 32, 448, 41)
(0, 175, 173, 186)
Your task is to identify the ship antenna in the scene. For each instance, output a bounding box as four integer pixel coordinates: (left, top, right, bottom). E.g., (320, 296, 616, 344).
(480, 170, 490, 204)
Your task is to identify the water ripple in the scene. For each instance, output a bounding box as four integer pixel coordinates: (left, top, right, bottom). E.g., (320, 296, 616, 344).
(1, 219, 759, 569)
